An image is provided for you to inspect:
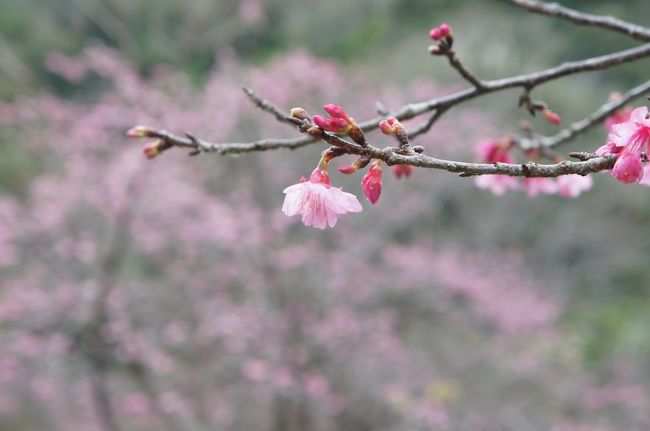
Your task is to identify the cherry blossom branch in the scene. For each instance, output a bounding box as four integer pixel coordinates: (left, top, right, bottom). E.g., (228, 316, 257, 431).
(428, 24, 487, 91)
(443, 50, 486, 90)
(130, 39, 650, 158)
(371, 42, 650, 127)
(300, 124, 616, 177)
(520, 78, 650, 150)
(129, 74, 643, 179)
(505, 0, 650, 42)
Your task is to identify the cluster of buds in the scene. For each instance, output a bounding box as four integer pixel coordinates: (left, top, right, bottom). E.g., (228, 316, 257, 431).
(597, 105, 650, 184)
(378, 116, 415, 178)
(392, 164, 413, 179)
(312, 104, 367, 146)
(428, 23, 453, 55)
(379, 116, 409, 148)
(126, 125, 173, 159)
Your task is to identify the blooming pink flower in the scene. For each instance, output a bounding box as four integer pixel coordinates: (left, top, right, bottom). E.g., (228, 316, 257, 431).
(392, 164, 413, 179)
(604, 93, 633, 130)
(605, 107, 632, 131)
(599, 106, 650, 184)
(522, 178, 557, 197)
(361, 162, 382, 204)
(556, 174, 593, 198)
(473, 140, 519, 195)
(282, 169, 362, 229)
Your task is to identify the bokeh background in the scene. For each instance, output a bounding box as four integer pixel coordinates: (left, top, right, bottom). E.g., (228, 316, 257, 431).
(1, 1, 650, 430)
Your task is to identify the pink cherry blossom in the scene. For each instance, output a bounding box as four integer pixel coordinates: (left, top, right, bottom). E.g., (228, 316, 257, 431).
(600, 106, 650, 184)
(556, 174, 593, 198)
(604, 107, 632, 130)
(474, 139, 520, 195)
(522, 177, 557, 197)
(392, 164, 413, 179)
(282, 169, 362, 229)
(361, 162, 382, 204)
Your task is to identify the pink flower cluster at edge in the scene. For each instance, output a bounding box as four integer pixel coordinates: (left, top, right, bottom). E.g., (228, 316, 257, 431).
(598, 106, 650, 184)
(474, 140, 593, 198)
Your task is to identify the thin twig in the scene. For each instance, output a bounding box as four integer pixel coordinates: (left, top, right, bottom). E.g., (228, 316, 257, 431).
(408, 108, 448, 140)
(505, 0, 650, 42)
(444, 50, 487, 90)
(133, 42, 650, 158)
(520, 78, 650, 150)
(242, 87, 295, 125)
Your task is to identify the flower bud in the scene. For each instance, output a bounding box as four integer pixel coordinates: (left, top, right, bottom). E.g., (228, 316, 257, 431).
(429, 23, 452, 41)
(143, 140, 164, 159)
(543, 109, 562, 126)
(323, 104, 351, 121)
(361, 160, 383, 204)
(379, 117, 409, 147)
(127, 125, 156, 138)
(379, 117, 398, 135)
(338, 165, 357, 175)
(429, 28, 443, 41)
(392, 164, 413, 179)
(290, 107, 310, 121)
(313, 115, 351, 134)
(438, 23, 451, 37)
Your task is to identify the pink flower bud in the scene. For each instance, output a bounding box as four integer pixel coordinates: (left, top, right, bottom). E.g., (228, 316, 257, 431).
(429, 28, 443, 40)
(143, 140, 164, 159)
(313, 115, 330, 130)
(323, 104, 351, 121)
(361, 161, 382, 204)
(429, 23, 452, 40)
(310, 168, 331, 186)
(438, 23, 451, 37)
(127, 125, 155, 138)
(314, 115, 350, 134)
(612, 151, 644, 184)
(392, 164, 413, 179)
(338, 165, 357, 175)
(543, 109, 562, 126)
(379, 117, 399, 135)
